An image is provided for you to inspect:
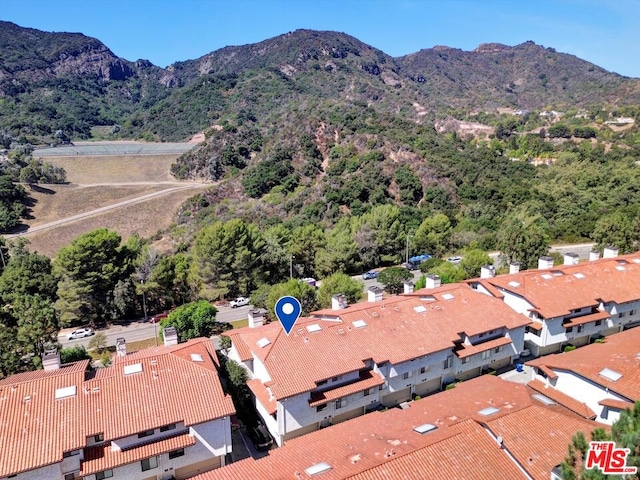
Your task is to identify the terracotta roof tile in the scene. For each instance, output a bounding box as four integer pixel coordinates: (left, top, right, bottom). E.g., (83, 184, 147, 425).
(485, 404, 602, 480)
(80, 432, 196, 476)
(246, 379, 277, 415)
(229, 285, 529, 400)
(195, 375, 600, 480)
(455, 336, 513, 359)
(528, 380, 596, 419)
(308, 370, 384, 407)
(527, 327, 640, 400)
(563, 309, 609, 327)
(0, 338, 234, 477)
(598, 398, 634, 410)
(481, 253, 640, 318)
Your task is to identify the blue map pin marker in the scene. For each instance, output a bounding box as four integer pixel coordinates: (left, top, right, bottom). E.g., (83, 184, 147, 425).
(274, 296, 302, 335)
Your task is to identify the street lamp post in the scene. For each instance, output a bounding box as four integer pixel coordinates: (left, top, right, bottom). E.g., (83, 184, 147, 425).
(290, 255, 295, 279)
(406, 234, 411, 266)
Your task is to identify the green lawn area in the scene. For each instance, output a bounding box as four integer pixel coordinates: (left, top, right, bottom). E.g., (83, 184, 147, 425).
(229, 318, 248, 329)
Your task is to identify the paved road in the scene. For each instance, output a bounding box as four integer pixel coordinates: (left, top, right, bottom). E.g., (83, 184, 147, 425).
(58, 304, 253, 349)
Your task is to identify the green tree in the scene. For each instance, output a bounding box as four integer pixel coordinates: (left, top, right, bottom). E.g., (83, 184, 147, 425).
(315, 219, 359, 277)
(88, 332, 108, 353)
(266, 279, 318, 318)
(160, 300, 229, 341)
(0, 250, 57, 304)
(60, 345, 91, 364)
(496, 213, 550, 270)
(413, 213, 452, 257)
(357, 204, 405, 265)
(317, 272, 363, 308)
(53, 229, 132, 325)
(288, 224, 326, 278)
(430, 262, 465, 284)
(611, 401, 640, 473)
(592, 212, 639, 254)
(14, 294, 60, 363)
(191, 219, 265, 300)
(459, 249, 492, 279)
(378, 267, 413, 295)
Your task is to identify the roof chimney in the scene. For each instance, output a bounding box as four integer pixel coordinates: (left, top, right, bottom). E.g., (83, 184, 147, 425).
(509, 262, 521, 274)
(403, 281, 414, 294)
(248, 309, 264, 328)
(367, 287, 383, 302)
(563, 252, 579, 266)
(163, 327, 178, 346)
(589, 250, 600, 261)
(116, 337, 126, 357)
(331, 293, 347, 310)
(480, 265, 495, 278)
(603, 246, 618, 259)
(425, 274, 441, 289)
(42, 348, 60, 371)
(537, 256, 554, 270)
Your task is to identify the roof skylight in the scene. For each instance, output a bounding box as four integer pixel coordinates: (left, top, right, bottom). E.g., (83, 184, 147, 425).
(123, 363, 143, 375)
(478, 406, 500, 416)
(352, 319, 367, 328)
(190, 353, 204, 362)
(413, 305, 427, 313)
(599, 368, 622, 382)
(305, 462, 332, 476)
(306, 324, 322, 333)
(508, 281, 520, 288)
(541, 274, 553, 280)
(615, 265, 626, 271)
(256, 337, 271, 348)
(532, 393, 556, 405)
(441, 293, 454, 301)
(573, 273, 585, 279)
(413, 423, 437, 434)
(55, 385, 77, 399)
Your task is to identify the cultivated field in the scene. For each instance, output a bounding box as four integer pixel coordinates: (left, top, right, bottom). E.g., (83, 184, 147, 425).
(13, 142, 208, 257)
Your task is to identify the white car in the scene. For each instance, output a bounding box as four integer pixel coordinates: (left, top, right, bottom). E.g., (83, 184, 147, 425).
(229, 297, 250, 308)
(66, 328, 94, 340)
(447, 256, 462, 264)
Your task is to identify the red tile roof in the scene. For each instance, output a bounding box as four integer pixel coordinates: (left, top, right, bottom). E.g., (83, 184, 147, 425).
(455, 336, 513, 359)
(527, 327, 640, 401)
(528, 379, 596, 419)
(598, 398, 634, 410)
(563, 309, 609, 327)
(0, 338, 234, 477)
(247, 379, 277, 415)
(476, 253, 640, 318)
(195, 375, 600, 480)
(308, 370, 384, 407)
(226, 284, 529, 400)
(80, 432, 196, 476)
(485, 404, 602, 480)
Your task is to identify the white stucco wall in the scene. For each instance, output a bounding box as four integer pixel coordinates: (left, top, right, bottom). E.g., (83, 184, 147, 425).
(2, 462, 61, 480)
(190, 418, 232, 457)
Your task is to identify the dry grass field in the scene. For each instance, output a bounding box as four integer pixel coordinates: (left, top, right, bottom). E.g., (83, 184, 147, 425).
(39, 154, 178, 184)
(14, 145, 209, 257)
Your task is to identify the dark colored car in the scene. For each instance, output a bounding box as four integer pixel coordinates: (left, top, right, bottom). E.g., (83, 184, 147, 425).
(248, 423, 273, 451)
(362, 271, 379, 280)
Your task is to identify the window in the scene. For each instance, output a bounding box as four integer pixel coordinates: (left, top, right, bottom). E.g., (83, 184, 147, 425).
(160, 423, 176, 432)
(577, 325, 584, 333)
(94, 433, 104, 443)
(402, 371, 413, 380)
(379, 382, 387, 391)
(443, 356, 453, 369)
(141, 456, 158, 471)
(462, 357, 469, 364)
(479, 332, 485, 338)
(64, 474, 75, 480)
(619, 312, 627, 318)
(335, 398, 346, 409)
(631, 310, 637, 316)
(420, 366, 426, 374)
(494, 346, 501, 354)
(364, 388, 371, 396)
(168, 449, 185, 460)
(595, 320, 602, 326)
(138, 429, 154, 439)
(316, 404, 327, 412)
(566, 326, 573, 333)
(331, 376, 340, 382)
(481, 350, 491, 360)
(63, 450, 79, 458)
(317, 380, 327, 387)
(96, 470, 113, 480)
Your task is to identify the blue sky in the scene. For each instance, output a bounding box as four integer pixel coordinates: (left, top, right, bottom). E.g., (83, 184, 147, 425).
(2, 0, 639, 77)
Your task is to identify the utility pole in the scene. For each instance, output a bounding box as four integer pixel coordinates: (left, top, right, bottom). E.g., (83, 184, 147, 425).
(290, 255, 295, 279)
(406, 234, 411, 265)
(141, 280, 155, 347)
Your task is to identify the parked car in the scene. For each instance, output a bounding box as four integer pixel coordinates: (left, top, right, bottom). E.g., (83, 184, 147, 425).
(248, 423, 273, 451)
(362, 271, 379, 280)
(230, 297, 250, 308)
(149, 311, 169, 323)
(66, 328, 94, 340)
(446, 256, 462, 264)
